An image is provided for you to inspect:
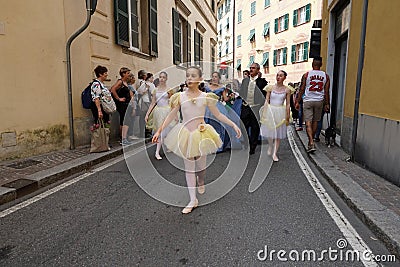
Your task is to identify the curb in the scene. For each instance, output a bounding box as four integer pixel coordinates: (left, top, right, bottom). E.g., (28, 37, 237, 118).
(295, 129, 400, 259)
(0, 139, 148, 206)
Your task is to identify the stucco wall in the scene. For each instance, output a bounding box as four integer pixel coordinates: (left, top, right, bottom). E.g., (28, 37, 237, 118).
(0, 0, 217, 160)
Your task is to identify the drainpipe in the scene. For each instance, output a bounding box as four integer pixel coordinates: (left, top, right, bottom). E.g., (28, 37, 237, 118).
(232, 0, 235, 81)
(66, 0, 93, 150)
(350, 0, 369, 161)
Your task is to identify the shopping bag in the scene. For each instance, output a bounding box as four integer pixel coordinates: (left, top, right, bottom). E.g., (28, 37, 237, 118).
(90, 120, 110, 153)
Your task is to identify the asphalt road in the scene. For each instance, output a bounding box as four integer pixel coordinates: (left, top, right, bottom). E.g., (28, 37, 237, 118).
(0, 135, 397, 266)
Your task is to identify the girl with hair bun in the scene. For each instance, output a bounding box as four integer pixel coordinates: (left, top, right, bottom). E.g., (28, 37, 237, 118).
(152, 66, 241, 214)
(260, 70, 291, 162)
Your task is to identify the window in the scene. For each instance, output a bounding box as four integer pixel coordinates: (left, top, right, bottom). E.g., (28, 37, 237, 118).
(237, 35, 242, 47)
(264, 0, 270, 8)
(248, 29, 255, 42)
(226, 17, 230, 30)
(293, 4, 311, 26)
(273, 47, 287, 66)
(225, 41, 229, 55)
(236, 59, 242, 75)
(262, 22, 270, 38)
(251, 1, 256, 16)
(219, 24, 222, 35)
(218, 6, 223, 19)
(274, 14, 289, 33)
(194, 29, 203, 67)
(238, 10, 242, 23)
(225, 0, 231, 13)
(172, 8, 191, 65)
(261, 52, 269, 73)
(218, 45, 222, 58)
(291, 42, 309, 63)
(211, 0, 215, 12)
(115, 0, 158, 56)
(247, 55, 255, 68)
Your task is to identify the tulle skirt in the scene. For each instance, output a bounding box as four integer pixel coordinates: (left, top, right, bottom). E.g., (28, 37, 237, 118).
(259, 104, 287, 139)
(164, 123, 223, 159)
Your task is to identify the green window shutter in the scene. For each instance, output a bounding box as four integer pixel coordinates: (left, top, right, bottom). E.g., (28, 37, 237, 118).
(261, 52, 269, 66)
(293, 9, 298, 27)
(283, 47, 287, 65)
(114, 0, 129, 47)
(284, 14, 289, 30)
(265, 0, 270, 7)
(273, 50, 277, 66)
(172, 8, 181, 64)
(306, 4, 311, 22)
(291, 45, 296, 63)
(187, 23, 191, 64)
(274, 18, 278, 33)
(237, 35, 241, 47)
(149, 0, 158, 56)
(304, 41, 309, 61)
(262, 22, 270, 36)
(194, 30, 200, 65)
(238, 10, 242, 23)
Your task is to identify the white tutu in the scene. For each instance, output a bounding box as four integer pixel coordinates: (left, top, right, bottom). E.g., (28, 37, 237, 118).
(259, 104, 287, 139)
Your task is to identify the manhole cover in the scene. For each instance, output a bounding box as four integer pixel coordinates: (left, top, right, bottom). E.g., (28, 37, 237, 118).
(7, 159, 42, 169)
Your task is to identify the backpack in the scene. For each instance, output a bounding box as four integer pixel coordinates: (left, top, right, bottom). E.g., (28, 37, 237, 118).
(81, 80, 95, 109)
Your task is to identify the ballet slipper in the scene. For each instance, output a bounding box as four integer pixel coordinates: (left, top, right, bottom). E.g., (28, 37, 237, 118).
(155, 154, 162, 160)
(182, 199, 199, 214)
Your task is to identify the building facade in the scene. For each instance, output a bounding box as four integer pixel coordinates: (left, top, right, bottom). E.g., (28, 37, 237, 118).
(321, 0, 400, 186)
(0, 0, 217, 160)
(234, 0, 323, 84)
(216, 0, 234, 81)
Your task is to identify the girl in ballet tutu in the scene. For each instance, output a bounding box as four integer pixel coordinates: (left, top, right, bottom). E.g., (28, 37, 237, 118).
(145, 71, 175, 160)
(260, 70, 291, 162)
(152, 66, 241, 214)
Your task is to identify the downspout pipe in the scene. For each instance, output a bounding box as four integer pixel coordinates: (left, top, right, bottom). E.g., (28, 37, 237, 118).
(232, 0, 235, 81)
(350, 0, 369, 161)
(66, 0, 92, 150)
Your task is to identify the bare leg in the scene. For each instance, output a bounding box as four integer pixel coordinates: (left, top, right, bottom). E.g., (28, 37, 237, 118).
(273, 138, 280, 161)
(195, 155, 207, 194)
(267, 138, 273, 155)
(122, 125, 129, 140)
(305, 121, 314, 146)
(182, 158, 198, 214)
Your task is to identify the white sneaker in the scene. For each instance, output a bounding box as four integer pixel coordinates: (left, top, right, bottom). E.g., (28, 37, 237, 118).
(129, 135, 139, 140)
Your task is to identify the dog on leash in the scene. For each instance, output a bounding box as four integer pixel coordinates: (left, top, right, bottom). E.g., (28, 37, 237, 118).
(325, 126, 336, 147)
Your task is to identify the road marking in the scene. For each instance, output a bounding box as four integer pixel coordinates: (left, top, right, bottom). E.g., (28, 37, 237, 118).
(287, 128, 378, 267)
(0, 145, 148, 218)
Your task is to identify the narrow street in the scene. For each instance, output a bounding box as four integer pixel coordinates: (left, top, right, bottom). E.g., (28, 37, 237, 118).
(0, 133, 396, 266)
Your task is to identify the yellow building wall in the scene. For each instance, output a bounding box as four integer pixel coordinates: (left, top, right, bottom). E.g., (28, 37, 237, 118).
(358, 0, 400, 121)
(0, 0, 217, 159)
(0, 0, 74, 131)
(320, 0, 328, 72)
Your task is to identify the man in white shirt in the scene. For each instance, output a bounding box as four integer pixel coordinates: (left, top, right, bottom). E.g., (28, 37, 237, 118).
(296, 56, 330, 153)
(238, 63, 268, 154)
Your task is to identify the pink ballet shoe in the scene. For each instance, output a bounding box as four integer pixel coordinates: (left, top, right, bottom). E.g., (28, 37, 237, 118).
(182, 199, 198, 214)
(272, 154, 279, 162)
(197, 185, 205, 194)
(267, 146, 273, 156)
(155, 154, 162, 160)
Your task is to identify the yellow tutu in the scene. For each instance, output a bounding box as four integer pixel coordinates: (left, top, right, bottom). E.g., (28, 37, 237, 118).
(164, 123, 223, 159)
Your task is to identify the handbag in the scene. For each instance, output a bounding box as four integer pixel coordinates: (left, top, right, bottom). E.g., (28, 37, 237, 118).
(90, 120, 110, 153)
(100, 92, 117, 114)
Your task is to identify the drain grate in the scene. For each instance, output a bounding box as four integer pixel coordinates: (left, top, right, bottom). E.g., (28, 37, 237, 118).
(7, 159, 42, 169)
